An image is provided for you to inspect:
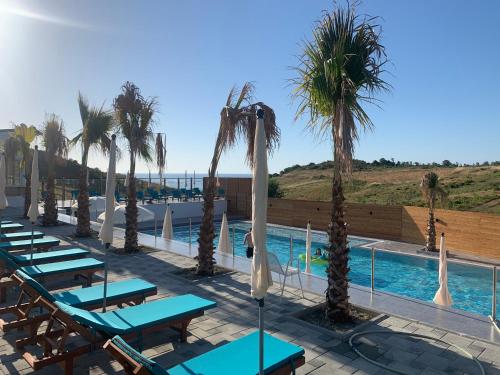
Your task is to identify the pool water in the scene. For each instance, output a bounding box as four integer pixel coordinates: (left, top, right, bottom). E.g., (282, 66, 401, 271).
(143, 221, 499, 317)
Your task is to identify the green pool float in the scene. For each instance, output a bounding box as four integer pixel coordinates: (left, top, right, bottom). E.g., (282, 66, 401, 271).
(299, 253, 328, 266)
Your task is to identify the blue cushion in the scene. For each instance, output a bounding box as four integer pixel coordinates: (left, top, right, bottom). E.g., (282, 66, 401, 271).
(0, 220, 13, 224)
(52, 279, 157, 307)
(0, 231, 44, 241)
(55, 294, 216, 335)
(0, 223, 24, 231)
(15, 269, 56, 302)
(111, 336, 168, 375)
(0, 250, 21, 270)
(12, 248, 88, 265)
(168, 331, 305, 375)
(20, 258, 104, 277)
(0, 236, 59, 250)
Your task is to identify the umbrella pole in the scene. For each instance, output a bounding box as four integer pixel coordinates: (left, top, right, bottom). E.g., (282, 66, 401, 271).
(102, 243, 110, 312)
(258, 298, 264, 375)
(30, 221, 35, 265)
(154, 214, 157, 247)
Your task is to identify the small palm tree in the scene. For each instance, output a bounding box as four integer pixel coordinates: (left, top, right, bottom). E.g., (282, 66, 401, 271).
(70, 93, 114, 237)
(293, 5, 389, 322)
(114, 82, 156, 252)
(14, 124, 41, 217)
(197, 83, 280, 275)
(420, 172, 447, 252)
(42, 115, 68, 226)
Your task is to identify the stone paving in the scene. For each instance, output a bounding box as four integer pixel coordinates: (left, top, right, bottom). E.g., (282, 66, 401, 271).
(0, 213, 500, 374)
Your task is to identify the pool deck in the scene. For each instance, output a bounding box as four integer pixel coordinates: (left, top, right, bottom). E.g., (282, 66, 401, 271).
(0, 208, 499, 374)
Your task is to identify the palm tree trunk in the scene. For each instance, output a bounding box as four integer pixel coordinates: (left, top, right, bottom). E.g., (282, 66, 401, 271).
(197, 176, 216, 275)
(76, 148, 91, 237)
(426, 206, 437, 252)
(326, 166, 350, 322)
(42, 161, 58, 226)
(124, 155, 139, 253)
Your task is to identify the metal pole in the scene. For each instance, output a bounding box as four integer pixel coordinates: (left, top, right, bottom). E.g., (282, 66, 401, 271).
(154, 214, 157, 247)
(30, 221, 35, 265)
(102, 243, 110, 312)
(232, 225, 235, 257)
(289, 234, 293, 262)
(258, 298, 264, 375)
(189, 218, 192, 245)
(493, 266, 497, 321)
(371, 247, 375, 291)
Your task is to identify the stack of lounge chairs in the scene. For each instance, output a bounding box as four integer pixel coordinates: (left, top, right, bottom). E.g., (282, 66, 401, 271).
(0, 219, 305, 374)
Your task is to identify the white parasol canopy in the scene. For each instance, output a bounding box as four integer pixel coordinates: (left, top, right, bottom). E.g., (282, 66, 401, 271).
(72, 196, 117, 213)
(98, 204, 154, 224)
(161, 205, 173, 239)
(251, 111, 272, 300)
(433, 233, 453, 306)
(0, 153, 8, 209)
(217, 212, 231, 254)
(305, 221, 312, 274)
(27, 147, 39, 223)
(99, 135, 117, 245)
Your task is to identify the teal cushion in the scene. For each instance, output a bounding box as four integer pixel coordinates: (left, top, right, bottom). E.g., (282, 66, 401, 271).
(111, 336, 168, 375)
(0, 236, 59, 250)
(168, 331, 305, 375)
(15, 269, 56, 302)
(0, 250, 19, 269)
(55, 294, 216, 335)
(20, 258, 104, 277)
(13, 248, 88, 265)
(0, 220, 13, 224)
(0, 231, 44, 241)
(52, 279, 157, 307)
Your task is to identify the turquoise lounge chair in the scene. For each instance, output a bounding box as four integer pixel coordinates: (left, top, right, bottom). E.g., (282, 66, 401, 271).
(0, 270, 157, 333)
(0, 223, 24, 233)
(104, 331, 305, 375)
(0, 231, 44, 242)
(0, 256, 105, 302)
(19, 293, 217, 372)
(0, 236, 60, 252)
(1, 248, 89, 269)
(0, 220, 13, 224)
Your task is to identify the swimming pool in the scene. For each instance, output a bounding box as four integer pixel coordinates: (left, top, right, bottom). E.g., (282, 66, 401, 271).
(143, 221, 499, 317)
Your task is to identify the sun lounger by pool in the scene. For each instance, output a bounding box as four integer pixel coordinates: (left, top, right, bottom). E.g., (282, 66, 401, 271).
(0, 231, 44, 242)
(18, 293, 216, 373)
(0, 236, 60, 252)
(0, 256, 104, 302)
(0, 223, 24, 233)
(0, 220, 13, 224)
(104, 331, 305, 375)
(0, 270, 157, 333)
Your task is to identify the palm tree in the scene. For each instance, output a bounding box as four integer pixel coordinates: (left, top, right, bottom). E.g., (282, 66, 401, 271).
(420, 172, 447, 252)
(41, 115, 68, 226)
(293, 5, 389, 322)
(70, 93, 114, 237)
(197, 83, 280, 275)
(12, 124, 41, 217)
(114, 82, 156, 252)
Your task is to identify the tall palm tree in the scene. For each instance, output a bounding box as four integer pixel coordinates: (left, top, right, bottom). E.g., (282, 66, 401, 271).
(13, 124, 41, 217)
(420, 172, 447, 252)
(197, 83, 280, 275)
(114, 82, 156, 252)
(42, 115, 68, 226)
(293, 5, 389, 322)
(70, 93, 114, 237)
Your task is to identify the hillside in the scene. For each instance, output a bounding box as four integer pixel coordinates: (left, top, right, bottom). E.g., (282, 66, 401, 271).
(274, 164, 500, 214)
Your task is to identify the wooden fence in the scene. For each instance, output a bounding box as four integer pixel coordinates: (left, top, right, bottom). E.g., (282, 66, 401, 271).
(215, 177, 500, 260)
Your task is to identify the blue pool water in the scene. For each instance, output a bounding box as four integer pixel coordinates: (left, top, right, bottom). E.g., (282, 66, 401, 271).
(143, 221, 499, 317)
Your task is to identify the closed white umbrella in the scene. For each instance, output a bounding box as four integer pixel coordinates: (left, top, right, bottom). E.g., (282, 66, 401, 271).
(217, 212, 231, 254)
(251, 109, 272, 375)
(98, 134, 117, 312)
(0, 153, 8, 210)
(433, 233, 453, 306)
(27, 146, 40, 264)
(72, 196, 117, 215)
(305, 221, 312, 274)
(161, 205, 173, 239)
(98, 204, 154, 224)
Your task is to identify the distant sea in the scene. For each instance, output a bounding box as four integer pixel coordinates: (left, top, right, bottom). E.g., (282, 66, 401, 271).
(134, 172, 251, 190)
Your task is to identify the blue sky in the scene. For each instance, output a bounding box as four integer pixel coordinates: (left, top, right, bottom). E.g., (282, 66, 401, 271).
(0, 0, 499, 174)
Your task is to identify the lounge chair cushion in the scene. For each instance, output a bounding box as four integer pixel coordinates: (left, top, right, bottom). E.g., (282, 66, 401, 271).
(55, 294, 216, 335)
(12, 248, 89, 265)
(0, 236, 60, 250)
(0, 223, 24, 231)
(0, 231, 44, 241)
(111, 335, 168, 375)
(20, 258, 104, 277)
(0, 220, 13, 224)
(168, 331, 305, 375)
(52, 279, 157, 307)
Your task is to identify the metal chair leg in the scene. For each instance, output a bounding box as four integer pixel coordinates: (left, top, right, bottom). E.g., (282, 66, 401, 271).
(297, 272, 305, 299)
(280, 274, 287, 298)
